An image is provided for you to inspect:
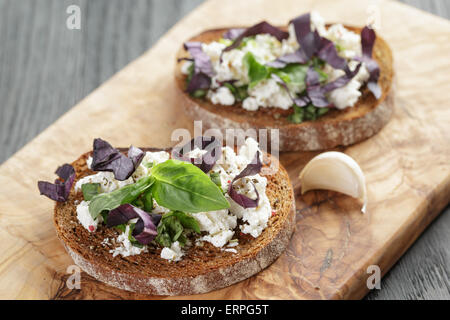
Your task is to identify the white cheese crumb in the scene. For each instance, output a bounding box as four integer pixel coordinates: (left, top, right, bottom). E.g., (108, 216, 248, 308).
(202, 230, 234, 248)
(142, 151, 170, 166)
(207, 86, 235, 106)
(76, 200, 102, 232)
(222, 248, 238, 254)
(86, 156, 93, 169)
(181, 60, 193, 75)
(110, 225, 147, 257)
(160, 241, 184, 262)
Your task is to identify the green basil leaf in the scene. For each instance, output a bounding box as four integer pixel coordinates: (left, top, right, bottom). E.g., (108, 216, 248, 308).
(276, 64, 308, 89)
(155, 215, 183, 247)
(143, 190, 154, 212)
(190, 89, 207, 98)
(172, 211, 201, 234)
(155, 211, 199, 248)
(210, 171, 221, 187)
(128, 223, 144, 248)
(243, 52, 269, 88)
(143, 161, 154, 168)
(89, 176, 155, 219)
(223, 83, 248, 102)
(186, 63, 194, 84)
(151, 159, 229, 213)
(115, 224, 126, 233)
(235, 85, 249, 101)
(155, 223, 172, 248)
(288, 105, 305, 124)
(81, 183, 101, 201)
(288, 104, 329, 123)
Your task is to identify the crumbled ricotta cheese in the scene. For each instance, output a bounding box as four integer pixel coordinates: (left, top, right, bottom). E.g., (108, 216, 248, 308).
(110, 225, 147, 257)
(242, 97, 259, 111)
(181, 60, 193, 75)
(222, 248, 238, 254)
(238, 137, 262, 163)
(142, 151, 170, 167)
(75, 171, 134, 193)
(76, 200, 102, 232)
(160, 241, 184, 262)
(86, 156, 93, 169)
(228, 174, 271, 238)
(324, 23, 362, 59)
(326, 61, 370, 109)
(245, 78, 293, 111)
(207, 86, 235, 105)
(192, 209, 237, 248)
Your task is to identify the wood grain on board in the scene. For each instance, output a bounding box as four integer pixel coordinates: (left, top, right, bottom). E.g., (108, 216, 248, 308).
(0, 0, 449, 299)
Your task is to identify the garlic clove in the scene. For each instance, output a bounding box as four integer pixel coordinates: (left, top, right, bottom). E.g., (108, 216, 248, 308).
(299, 151, 368, 213)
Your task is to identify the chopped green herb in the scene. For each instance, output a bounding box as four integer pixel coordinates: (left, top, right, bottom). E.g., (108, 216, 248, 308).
(155, 211, 200, 248)
(218, 38, 233, 46)
(143, 162, 154, 168)
(128, 223, 144, 248)
(223, 83, 249, 102)
(288, 104, 329, 123)
(191, 89, 207, 98)
(243, 52, 270, 88)
(81, 183, 101, 201)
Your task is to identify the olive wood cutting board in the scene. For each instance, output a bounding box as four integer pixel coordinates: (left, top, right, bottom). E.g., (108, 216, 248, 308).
(0, 0, 449, 300)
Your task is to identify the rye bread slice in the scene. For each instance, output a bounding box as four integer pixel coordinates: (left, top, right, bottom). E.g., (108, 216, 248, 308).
(174, 26, 395, 151)
(54, 148, 295, 296)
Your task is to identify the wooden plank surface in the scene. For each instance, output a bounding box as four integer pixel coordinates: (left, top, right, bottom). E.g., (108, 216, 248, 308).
(0, 0, 449, 299)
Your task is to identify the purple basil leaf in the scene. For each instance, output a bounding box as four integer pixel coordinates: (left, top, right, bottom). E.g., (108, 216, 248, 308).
(130, 205, 161, 245)
(38, 164, 75, 202)
(323, 62, 362, 92)
(106, 204, 139, 227)
(307, 85, 330, 107)
(227, 151, 262, 208)
(186, 72, 212, 93)
(184, 42, 214, 77)
(360, 26, 381, 99)
(293, 96, 309, 107)
(172, 136, 222, 173)
(107, 204, 161, 245)
(128, 146, 144, 170)
(223, 21, 288, 53)
(367, 81, 381, 99)
(229, 181, 260, 209)
(317, 38, 348, 72)
(223, 28, 245, 40)
(305, 67, 330, 107)
(361, 26, 376, 58)
(306, 66, 320, 86)
(91, 138, 137, 181)
(183, 42, 214, 93)
(290, 13, 322, 60)
(266, 50, 309, 68)
(132, 218, 144, 236)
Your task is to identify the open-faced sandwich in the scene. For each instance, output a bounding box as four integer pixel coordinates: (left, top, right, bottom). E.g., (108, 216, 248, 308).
(175, 12, 394, 151)
(38, 137, 295, 295)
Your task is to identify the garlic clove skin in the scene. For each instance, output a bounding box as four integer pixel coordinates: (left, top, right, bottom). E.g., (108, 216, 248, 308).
(299, 152, 368, 213)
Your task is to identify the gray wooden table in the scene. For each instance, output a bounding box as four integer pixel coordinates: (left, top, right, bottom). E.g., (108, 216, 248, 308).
(0, 0, 448, 300)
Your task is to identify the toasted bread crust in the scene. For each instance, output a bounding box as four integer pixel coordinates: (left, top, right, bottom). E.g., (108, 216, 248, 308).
(175, 26, 395, 151)
(54, 149, 295, 295)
